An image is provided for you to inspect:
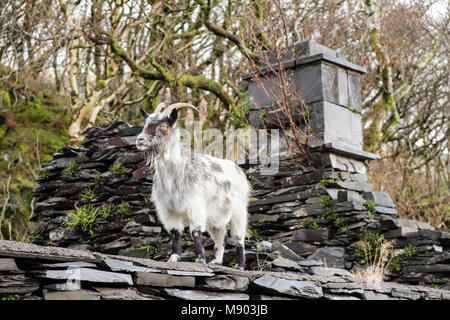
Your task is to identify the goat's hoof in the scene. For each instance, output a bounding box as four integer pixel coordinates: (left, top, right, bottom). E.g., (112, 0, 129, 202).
(195, 257, 206, 264)
(208, 259, 223, 265)
(234, 264, 244, 271)
(167, 254, 180, 263)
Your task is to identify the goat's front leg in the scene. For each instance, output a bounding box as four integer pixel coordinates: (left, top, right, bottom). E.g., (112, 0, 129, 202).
(191, 229, 206, 264)
(168, 228, 182, 263)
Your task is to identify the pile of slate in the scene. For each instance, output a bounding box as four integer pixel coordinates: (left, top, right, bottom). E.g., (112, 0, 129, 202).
(30, 121, 449, 289)
(245, 155, 450, 288)
(1, 240, 448, 300)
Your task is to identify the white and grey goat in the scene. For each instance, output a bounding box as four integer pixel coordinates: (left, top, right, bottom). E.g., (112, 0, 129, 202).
(136, 103, 250, 270)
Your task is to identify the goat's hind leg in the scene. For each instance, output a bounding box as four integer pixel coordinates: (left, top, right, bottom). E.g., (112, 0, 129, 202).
(208, 226, 226, 265)
(230, 212, 247, 270)
(233, 238, 245, 271)
(191, 229, 206, 264)
(168, 228, 182, 263)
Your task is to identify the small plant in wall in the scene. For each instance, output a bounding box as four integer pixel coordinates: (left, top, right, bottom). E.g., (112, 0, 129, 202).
(319, 178, 335, 186)
(26, 226, 50, 245)
(93, 173, 105, 186)
(62, 159, 80, 177)
(247, 229, 261, 243)
(326, 209, 338, 221)
(404, 244, 418, 257)
(341, 225, 350, 234)
(364, 199, 377, 219)
(137, 242, 163, 254)
(66, 204, 99, 237)
(80, 187, 96, 201)
(355, 230, 385, 264)
(99, 203, 115, 219)
(318, 194, 334, 207)
(353, 230, 402, 281)
(109, 163, 127, 175)
(117, 201, 132, 216)
(39, 170, 51, 179)
(390, 259, 403, 273)
(334, 217, 345, 228)
(303, 217, 320, 230)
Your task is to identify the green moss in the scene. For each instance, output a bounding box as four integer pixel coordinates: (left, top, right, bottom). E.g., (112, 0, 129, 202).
(95, 80, 107, 89)
(0, 90, 11, 107)
(0, 124, 8, 139)
(370, 29, 380, 50)
(0, 70, 70, 240)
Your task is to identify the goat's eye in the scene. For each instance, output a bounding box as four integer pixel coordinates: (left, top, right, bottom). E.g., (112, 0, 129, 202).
(145, 125, 155, 134)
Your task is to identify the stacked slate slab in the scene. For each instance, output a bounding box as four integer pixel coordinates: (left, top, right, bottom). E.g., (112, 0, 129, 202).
(245, 158, 450, 287)
(1, 240, 448, 300)
(29, 40, 449, 291)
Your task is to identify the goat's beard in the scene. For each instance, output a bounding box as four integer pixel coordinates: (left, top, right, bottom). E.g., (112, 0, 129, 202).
(144, 144, 162, 168)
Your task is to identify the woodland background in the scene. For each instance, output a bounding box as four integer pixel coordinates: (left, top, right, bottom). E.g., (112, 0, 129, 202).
(0, 0, 448, 240)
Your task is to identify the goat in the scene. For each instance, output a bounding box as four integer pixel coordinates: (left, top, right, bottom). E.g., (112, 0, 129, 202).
(136, 103, 250, 270)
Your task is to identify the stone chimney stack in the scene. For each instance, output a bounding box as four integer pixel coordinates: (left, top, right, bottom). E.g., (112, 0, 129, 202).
(243, 40, 379, 173)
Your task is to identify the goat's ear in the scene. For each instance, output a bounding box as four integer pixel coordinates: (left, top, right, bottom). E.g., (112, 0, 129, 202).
(168, 108, 177, 126)
(140, 108, 149, 119)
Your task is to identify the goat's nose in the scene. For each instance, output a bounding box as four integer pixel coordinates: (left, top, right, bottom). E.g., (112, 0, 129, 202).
(137, 136, 144, 144)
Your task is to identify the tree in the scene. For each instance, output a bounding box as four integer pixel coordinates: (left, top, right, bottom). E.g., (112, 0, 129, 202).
(1, 0, 449, 233)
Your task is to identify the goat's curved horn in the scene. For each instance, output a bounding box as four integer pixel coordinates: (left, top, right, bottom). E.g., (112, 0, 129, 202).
(153, 103, 167, 113)
(163, 103, 200, 115)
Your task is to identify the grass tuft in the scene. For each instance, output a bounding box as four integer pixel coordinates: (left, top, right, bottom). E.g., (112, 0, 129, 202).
(109, 163, 127, 175)
(61, 159, 80, 177)
(66, 204, 98, 237)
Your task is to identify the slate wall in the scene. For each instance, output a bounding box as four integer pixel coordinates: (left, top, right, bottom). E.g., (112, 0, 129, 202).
(1, 240, 448, 300)
(29, 122, 450, 290)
